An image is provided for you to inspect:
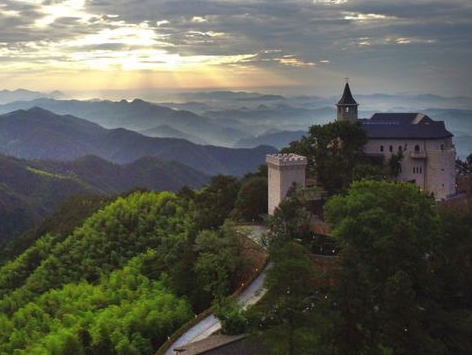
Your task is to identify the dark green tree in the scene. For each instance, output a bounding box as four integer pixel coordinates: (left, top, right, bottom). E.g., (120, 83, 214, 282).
(214, 298, 248, 335)
(232, 176, 268, 222)
(266, 186, 313, 250)
(193, 175, 241, 230)
(194, 224, 241, 305)
(282, 120, 368, 194)
(258, 242, 317, 355)
(388, 151, 404, 180)
(325, 181, 444, 355)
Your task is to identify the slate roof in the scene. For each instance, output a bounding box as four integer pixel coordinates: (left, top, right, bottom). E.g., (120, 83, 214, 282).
(173, 335, 247, 355)
(360, 113, 453, 140)
(337, 83, 358, 106)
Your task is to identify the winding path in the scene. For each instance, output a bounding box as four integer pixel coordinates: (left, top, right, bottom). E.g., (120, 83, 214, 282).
(163, 225, 269, 355)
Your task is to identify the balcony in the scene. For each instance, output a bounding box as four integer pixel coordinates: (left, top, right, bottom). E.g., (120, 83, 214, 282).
(410, 150, 427, 159)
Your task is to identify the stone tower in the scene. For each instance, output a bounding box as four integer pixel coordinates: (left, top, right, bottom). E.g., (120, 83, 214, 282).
(336, 81, 358, 122)
(266, 153, 307, 215)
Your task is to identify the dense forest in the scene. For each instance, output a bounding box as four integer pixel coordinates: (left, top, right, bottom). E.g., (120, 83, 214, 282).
(239, 122, 472, 355)
(243, 180, 472, 355)
(0, 167, 269, 355)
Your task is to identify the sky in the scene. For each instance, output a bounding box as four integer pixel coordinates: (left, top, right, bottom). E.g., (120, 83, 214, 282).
(0, 0, 471, 96)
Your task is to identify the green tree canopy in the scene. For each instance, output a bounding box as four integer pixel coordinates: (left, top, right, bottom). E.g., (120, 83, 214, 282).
(192, 175, 241, 230)
(282, 121, 369, 194)
(249, 242, 320, 355)
(324, 181, 444, 355)
(232, 176, 268, 222)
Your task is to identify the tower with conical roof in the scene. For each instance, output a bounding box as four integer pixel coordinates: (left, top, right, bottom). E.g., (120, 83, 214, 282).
(336, 80, 358, 123)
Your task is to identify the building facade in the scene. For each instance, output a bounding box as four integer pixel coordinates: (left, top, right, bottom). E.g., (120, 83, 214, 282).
(267, 83, 457, 214)
(337, 83, 456, 200)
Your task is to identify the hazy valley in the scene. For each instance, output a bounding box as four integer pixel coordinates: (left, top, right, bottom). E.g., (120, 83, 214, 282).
(0, 90, 470, 158)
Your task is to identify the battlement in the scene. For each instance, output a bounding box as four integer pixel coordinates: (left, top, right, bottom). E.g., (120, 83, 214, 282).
(266, 153, 307, 167)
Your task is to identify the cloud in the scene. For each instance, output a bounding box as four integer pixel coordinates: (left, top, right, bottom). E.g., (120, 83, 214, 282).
(0, 0, 470, 94)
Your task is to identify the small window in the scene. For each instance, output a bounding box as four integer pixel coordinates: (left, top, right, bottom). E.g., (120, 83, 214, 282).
(415, 145, 420, 152)
(345, 107, 349, 113)
(440, 144, 444, 150)
(441, 168, 445, 171)
(389, 146, 393, 152)
(413, 167, 416, 174)
(398, 146, 402, 152)
(380, 145, 384, 152)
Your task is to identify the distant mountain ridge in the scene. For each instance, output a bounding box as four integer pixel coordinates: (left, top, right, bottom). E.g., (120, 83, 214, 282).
(0, 153, 210, 241)
(139, 124, 208, 145)
(0, 107, 276, 175)
(0, 89, 64, 104)
(0, 98, 247, 146)
(0, 93, 469, 157)
(234, 130, 307, 149)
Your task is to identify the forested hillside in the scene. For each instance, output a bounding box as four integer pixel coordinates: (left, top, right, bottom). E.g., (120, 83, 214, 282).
(0, 154, 209, 242)
(0, 169, 269, 354)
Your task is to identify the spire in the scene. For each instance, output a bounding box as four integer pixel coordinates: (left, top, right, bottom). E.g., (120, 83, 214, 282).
(336, 80, 359, 122)
(337, 82, 358, 106)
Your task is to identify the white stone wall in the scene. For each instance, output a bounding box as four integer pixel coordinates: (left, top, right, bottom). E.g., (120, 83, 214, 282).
(364, 138, 456, 199)
(267, 154, 307, 215)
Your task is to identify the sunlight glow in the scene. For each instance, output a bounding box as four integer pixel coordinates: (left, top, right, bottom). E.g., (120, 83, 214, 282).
(35, 0, 96, 27)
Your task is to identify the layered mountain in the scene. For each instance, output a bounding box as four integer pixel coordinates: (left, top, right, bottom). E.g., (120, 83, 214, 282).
(0, 153, 209, 241)
(139, 124, 208, 144)
(234, 130, 307, 149)
(0, 98, 247, 146)
(0, 108, 276, 175)
(0, 89, 64, 104)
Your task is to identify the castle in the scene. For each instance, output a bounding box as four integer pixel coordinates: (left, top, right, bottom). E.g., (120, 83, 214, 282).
(267, 82, 457, 214)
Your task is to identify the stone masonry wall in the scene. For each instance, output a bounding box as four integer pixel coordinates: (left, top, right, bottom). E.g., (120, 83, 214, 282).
(267, 154, 307, 215)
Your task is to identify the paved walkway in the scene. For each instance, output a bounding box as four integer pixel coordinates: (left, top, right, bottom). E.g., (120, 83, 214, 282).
(164, 263, 270, 354)
(164, 225, 269, 355)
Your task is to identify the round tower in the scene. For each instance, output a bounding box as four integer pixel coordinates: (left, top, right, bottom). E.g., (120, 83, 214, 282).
(336, 80, 358, 123)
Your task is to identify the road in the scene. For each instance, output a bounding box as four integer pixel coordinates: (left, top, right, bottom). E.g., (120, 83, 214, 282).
(163, 225, 269, 355)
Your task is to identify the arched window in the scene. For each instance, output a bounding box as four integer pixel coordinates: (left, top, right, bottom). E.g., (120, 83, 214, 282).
(414, 145, 420, 152)
(380, 145, 384, 152)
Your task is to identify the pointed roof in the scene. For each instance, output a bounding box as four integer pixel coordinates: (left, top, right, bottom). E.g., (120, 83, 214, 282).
(337, 83, 358, 106)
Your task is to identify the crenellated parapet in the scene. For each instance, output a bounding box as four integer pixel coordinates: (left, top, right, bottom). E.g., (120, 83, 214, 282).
(266, 153, 307, 167)
(267, 153, 307, 215)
